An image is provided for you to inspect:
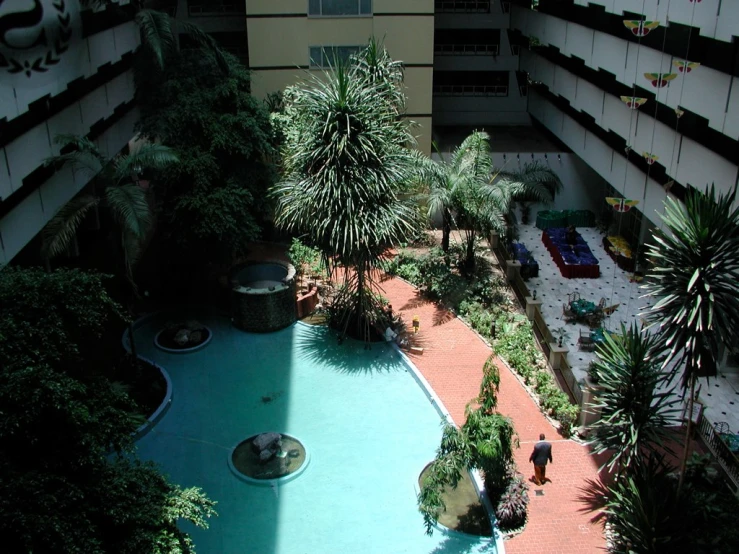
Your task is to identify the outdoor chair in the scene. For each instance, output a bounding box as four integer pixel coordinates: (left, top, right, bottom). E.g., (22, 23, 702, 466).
(562, 303, 577, 323)
(714, 422, 731, 435)
(578, 329, 596, 352)
(567, 292, 581, 304)
(585, 311, 604, 328)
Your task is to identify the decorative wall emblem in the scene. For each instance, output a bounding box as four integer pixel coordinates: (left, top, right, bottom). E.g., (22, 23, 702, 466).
(644, 72, 677, 88)
(672, 59, 700, 73)
(642, 152, 659, 165)
(0, 0, 82, 86)
(623, 20, 660, 37)
(606, 197, 640, 212)
(620, 96, 648, 109)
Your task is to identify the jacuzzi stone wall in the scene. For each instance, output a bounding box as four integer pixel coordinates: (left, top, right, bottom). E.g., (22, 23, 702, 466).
(230, 261, 297, 333)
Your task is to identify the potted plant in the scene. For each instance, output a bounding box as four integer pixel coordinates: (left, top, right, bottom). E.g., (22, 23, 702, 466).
(551, 327, 571, 348)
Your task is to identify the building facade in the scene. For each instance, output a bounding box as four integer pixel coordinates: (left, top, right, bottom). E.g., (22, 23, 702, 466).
(0, 0, 141, 265)
(245, 0, 435, 153)
(510, 0, 739, 244)
(433, 0, 529, 128)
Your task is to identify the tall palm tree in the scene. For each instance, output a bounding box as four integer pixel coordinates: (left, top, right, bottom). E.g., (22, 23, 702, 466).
(498, 160, 563, 225)
(41, 134, 178, 361)
(643, 184, 739, 491)
(424, 135, 562, 270)
(587, 324, 678, 474)
(424, 132, 509, 267)
(272, 44, 422, 340)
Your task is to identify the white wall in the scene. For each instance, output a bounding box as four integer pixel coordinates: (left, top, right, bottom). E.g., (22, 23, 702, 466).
(527, 88, 686, 233)
(490, 152, 609, 216)
(520, 49, 739, 200)
(572, 0, 738, 43)
(0, 7, 140, 263)
(428, 149, 610, 227)
(511, 5, 739, 141)
(0, 108, 139, 264)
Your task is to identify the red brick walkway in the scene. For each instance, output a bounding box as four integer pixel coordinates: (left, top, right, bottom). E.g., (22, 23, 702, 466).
(379, 275, 607, 554)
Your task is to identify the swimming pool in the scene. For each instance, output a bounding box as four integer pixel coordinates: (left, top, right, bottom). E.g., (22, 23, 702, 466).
(133, 316, 499, 553)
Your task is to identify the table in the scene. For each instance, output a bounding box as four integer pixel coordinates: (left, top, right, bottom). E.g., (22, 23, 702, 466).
(565, 209, 596, 228)
(720, 433, 739, 454)
(536, 209, 595, 230)
(542, 229, 600, 278)
(536, 210, 567, 230)
(603, 236, 636, 273)
(590, 327, 607, 344)
(571, 299, 597, 317)
(510, 242, 539, 279)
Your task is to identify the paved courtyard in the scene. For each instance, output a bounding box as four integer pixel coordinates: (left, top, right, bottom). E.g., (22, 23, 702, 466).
(516, 223, 739, 434)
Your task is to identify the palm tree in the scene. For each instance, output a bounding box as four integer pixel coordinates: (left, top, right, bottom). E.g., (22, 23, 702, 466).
(272, 44, 422, 340)
(423, 132, 509, 269)
(41, 134, 178, 361)
(643, 184, 739, 492)
(424, 135, 562, 271)
(587, 324, 679, 474)
(498, 161, 563, 225)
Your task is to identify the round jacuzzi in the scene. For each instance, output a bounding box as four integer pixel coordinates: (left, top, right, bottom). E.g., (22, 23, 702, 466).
(230, 260, 297, 333)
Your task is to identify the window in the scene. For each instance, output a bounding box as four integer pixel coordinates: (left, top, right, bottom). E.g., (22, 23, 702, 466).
(309, 46, 362, 68)
(309, 0, 372, 16)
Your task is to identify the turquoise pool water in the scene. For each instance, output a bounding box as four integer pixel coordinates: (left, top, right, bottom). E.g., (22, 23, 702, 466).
(133, 315, 499, 554)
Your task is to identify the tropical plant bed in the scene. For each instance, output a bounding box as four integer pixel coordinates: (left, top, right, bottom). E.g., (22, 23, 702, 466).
(113, 355, 167, 420)
(419, 465, 492, 537)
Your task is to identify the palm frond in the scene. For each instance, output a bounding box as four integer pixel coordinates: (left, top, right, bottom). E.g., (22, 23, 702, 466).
(41, 195, 99, 260)
(105, 184, 152, 240)
(135, 9, 176, 69)
(44, 134, 106, 176)
(114, 143, 179, 183)
(643, 183, 739, 385)
(181, 22, 230, 75)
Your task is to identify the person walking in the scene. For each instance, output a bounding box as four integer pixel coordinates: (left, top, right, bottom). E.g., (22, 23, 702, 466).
(529, 433, 553, 486)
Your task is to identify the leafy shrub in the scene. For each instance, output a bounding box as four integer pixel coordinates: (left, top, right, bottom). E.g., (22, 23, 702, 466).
(553, 402, 580, 437)
(288, 238, 321, 280)
(495, 475, 529, 531)
(534, 371, 554, 393)
(458, 301, 495, 338)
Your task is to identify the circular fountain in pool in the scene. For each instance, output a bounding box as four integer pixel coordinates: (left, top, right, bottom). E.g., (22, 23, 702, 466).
(230, 260, 297, 332)
(229, 433, 309, 485)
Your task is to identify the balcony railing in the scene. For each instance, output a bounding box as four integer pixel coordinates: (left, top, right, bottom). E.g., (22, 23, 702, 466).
(697, 417, 739, 493)
(187, 1, 246, 16)
(433, 85, 508, 96)
(435, 1, 491, 13)
(434, 43, 500, 56)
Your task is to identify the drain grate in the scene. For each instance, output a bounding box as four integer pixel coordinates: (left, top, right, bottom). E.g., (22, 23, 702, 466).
(535, 489, 545, 496)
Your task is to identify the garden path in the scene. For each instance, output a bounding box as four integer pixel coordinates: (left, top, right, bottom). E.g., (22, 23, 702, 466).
(379, 273, 608, 554)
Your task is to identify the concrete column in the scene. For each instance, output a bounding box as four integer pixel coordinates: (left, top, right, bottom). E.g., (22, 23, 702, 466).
(505, 259, 521, 281)
(525, 297, 542, 321)
(489, 232, 500, 249)
(579, 376, 602, 428)
(548, 343, 568, 370)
